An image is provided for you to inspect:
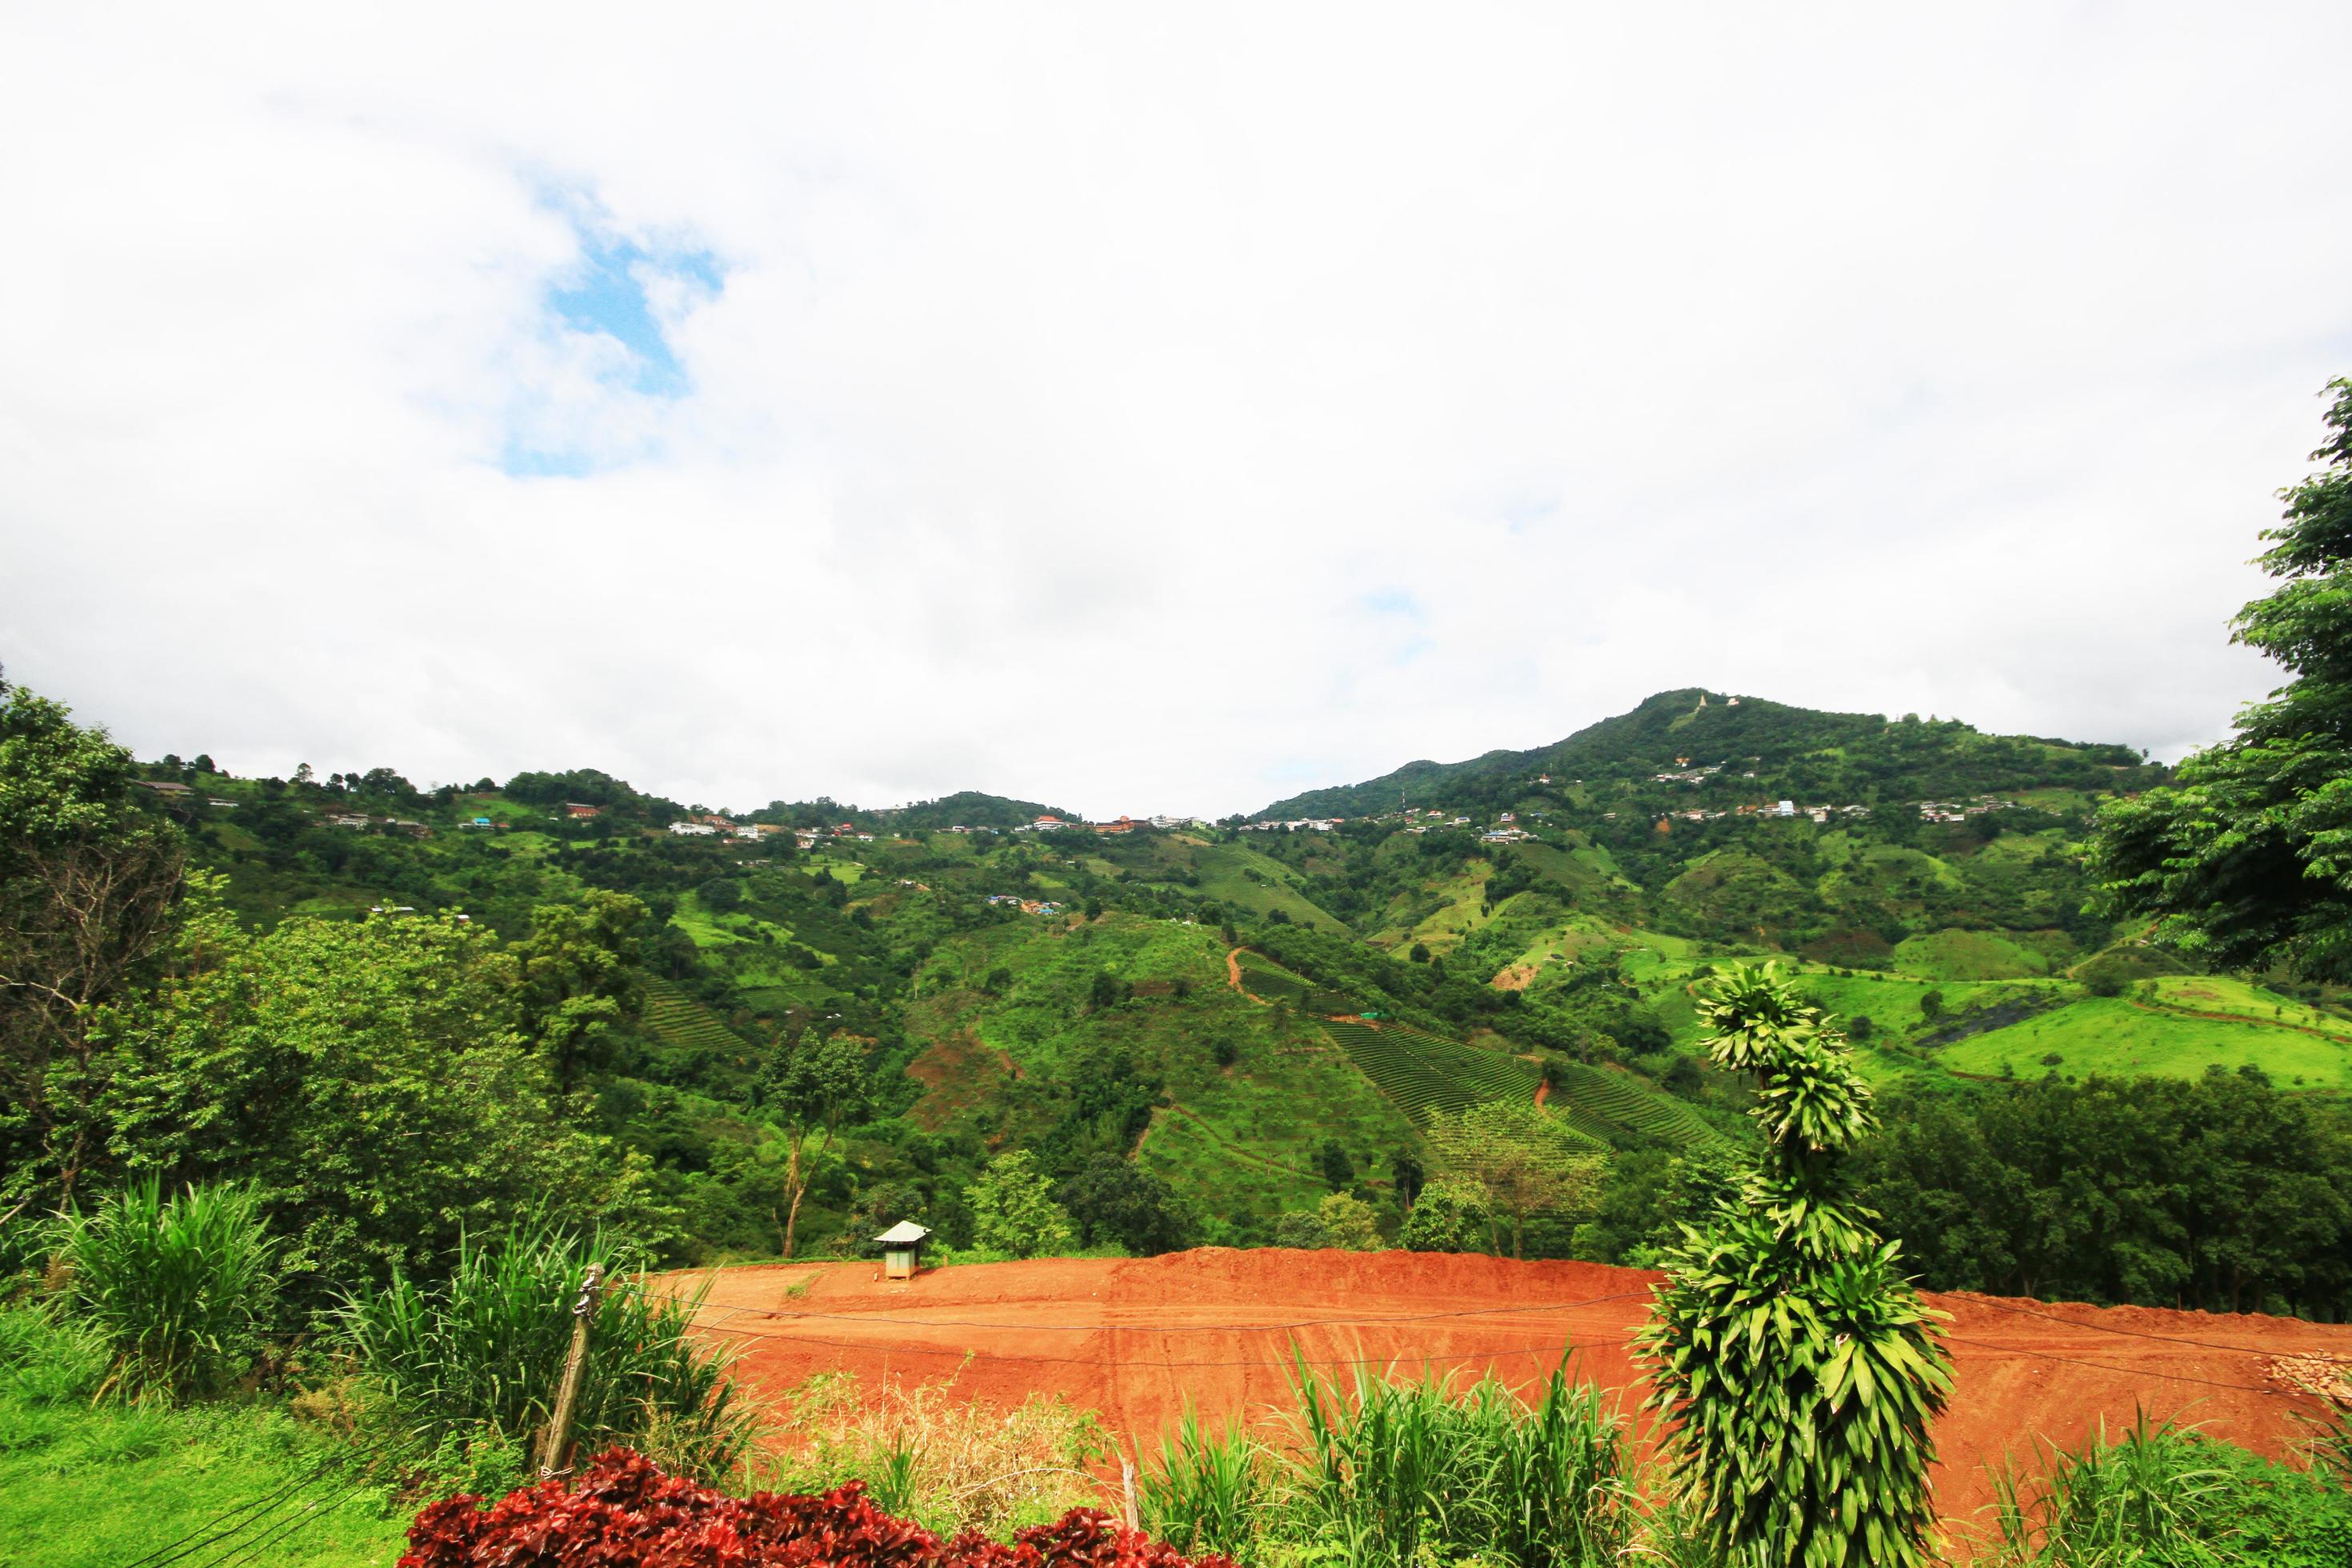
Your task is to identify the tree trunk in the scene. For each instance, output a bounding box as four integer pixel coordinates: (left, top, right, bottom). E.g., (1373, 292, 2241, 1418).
(782, 1140, 804, 1260)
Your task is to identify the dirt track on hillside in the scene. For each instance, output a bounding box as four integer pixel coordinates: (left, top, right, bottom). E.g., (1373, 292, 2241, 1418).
(670, 1248, 2352, 1529)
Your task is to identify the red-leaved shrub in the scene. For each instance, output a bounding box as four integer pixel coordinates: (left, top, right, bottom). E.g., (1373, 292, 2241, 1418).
(401, 1447, 1241, 1568)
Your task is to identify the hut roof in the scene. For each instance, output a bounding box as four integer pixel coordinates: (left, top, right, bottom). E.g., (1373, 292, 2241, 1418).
(873, 1221, 932, 1246)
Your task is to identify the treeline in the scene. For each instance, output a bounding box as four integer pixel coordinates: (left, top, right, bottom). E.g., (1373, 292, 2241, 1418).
(1578, 1066, 2352, 1320)
(1850, 1068, 2352, 1318)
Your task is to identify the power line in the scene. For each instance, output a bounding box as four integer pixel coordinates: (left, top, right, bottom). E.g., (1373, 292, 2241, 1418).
(1957, 1294, 2350, 1358)
(678, 1286, 1653, 1337)
(690, 1313, 1643, 1370)
(1942, 1334, 2284, 1398)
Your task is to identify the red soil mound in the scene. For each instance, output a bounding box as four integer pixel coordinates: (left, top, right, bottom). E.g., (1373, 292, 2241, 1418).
(670, 1248, 2352, 1528)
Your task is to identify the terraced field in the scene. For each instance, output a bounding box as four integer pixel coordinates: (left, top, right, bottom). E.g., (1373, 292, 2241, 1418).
(1321, 1019, 1546, 1128)
(642, 977, 746, 1055)
(1546, 1060, 1726, 1148)
(1235, 953, 1311, 1004)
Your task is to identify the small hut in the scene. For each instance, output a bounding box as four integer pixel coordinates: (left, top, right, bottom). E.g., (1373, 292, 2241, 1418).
(874, 1220, 931, 1280)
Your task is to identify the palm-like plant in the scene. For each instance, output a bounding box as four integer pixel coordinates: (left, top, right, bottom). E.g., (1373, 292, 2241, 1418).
(1638, 962, 1952, 1567)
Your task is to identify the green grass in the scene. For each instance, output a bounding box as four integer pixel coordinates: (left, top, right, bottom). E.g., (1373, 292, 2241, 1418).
(1941, 995, 2352, 1087)
(0, 1309, 404, 1567)
(1322, 1020, 1542, 1126)
(1891, 927, 2051, 980)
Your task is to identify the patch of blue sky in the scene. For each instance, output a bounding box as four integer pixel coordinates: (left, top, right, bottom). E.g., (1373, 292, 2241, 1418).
(1361, 587, 1425, 618)
(545, 233, 722, 398)
(500, 212, 725, 478)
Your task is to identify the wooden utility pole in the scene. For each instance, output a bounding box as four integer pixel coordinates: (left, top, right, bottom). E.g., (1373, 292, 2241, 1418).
(536, 1263, 605, 1479)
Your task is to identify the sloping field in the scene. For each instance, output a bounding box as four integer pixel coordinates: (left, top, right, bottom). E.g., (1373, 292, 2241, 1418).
(674, 1249, 2352, 1530)
(1545, 1060, 1725, 1148)
(1322, 1019, 1543, 1126)
(642, 976, 744, 1054)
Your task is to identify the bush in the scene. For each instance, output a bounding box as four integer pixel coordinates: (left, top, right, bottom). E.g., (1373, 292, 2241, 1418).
(965, 1152, 1078, 1259)
(403, 1447, 1241, 1568)
(57, 1177, 280, 1399)
(1269, 1210, 1330, 1250)
(1313, 1193, 1382, 1252)
(338, 1223, 748, 1481)
(1398, 1181, 1491, 1254)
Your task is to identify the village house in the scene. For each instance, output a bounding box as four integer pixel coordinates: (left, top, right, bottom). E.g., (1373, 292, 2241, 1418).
(1093, 816, 1141, 834)
(563, 802, 602, 819)
(135, 779, 194, 797)
(669, 821, 719, 836)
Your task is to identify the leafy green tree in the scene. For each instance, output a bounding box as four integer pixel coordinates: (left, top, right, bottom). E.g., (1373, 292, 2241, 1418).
(965, 1150, 1077, 1258)
(755, 1029, 870, 1259)
(1390, 1150, 1426, 1210)
(1314, 1191, 1382, 1251)
(0, 675, 186, 1220)
(1316, 1137, 1352, 1190)
(1398, 1180, 1490, 1252)
(698, 876, 742, 913)
(1058, 1154, 1195, 1255)
(99, 886, 653, 1291)
(1917, 988, 1944, 1022)
(495, 890, 646, 1089)
(1270, 1208, 1331, 1249)
(1424, 1099, 1603, 1259)
(1640, 962, 1950, 1568)
(2092, 378, 2352, 980)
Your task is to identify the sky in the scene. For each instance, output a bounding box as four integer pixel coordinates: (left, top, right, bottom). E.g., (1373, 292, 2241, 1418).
(3, 6, 2349, 819)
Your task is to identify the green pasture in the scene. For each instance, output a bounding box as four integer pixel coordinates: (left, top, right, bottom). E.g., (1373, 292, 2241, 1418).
(1890, 927, 2051, 980)
(1941, 996, 2352, 1088)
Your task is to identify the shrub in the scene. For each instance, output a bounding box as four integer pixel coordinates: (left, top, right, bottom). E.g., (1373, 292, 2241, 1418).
(1268, 1210, 1330, 1250)
(57, 1177, 280, 1399)
(1313, 1193, 1382, 1252)
(338, 1223, 748, 1481)
(965, 1152, 1078, 1259)
(402, 1446, 1240, 1568)
(1398, 1180, 1490, 1254)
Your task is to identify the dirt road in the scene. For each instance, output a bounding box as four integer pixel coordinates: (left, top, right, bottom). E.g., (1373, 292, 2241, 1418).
(673, 1248, 2352, 1526)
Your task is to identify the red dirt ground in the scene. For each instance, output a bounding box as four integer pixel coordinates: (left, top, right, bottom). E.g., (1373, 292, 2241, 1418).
(670, 1248, 2352, 1530)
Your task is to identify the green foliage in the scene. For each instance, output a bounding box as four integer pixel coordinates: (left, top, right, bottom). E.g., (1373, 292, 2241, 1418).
(55, 1177, 281, 1400)
(1313, 1192, 1382, 1251)
(0, 674, 186, 1215)
(98, 888, 654, 1294)
(1850, 1067, 2352, 1314)
(963, 1150, 1077, 1258)
(1056, 1155, 1194, 1255)
(1138, 1406, 1269, 1558)
(1398, 1179, 1491, 1253)
(1286, 1350, 1637, 1568)
(1989, 1410, 2352, 1566)
(1424, 1098, 1605, 1259)
(1641, 962, 1951, 1568)
(2093, 376, 2352, 982)
(337, 1222, 749, 1480)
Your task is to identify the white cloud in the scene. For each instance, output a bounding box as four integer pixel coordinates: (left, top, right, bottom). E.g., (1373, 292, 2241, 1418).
(2, 3, 2345, 816)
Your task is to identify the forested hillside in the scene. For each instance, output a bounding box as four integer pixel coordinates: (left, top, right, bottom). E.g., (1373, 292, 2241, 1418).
(6, 674, 2348, 1319)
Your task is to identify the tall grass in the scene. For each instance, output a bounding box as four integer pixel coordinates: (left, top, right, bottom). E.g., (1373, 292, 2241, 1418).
(1286, 1347, 1636, 1568)
(336, 1223, 750, 1481)
(1138, 1406, 1268, 1558)
(57, 1178, 281, 1399)
(759, 1370, 1111, 1539)
(1986, 1407, 2352, 1566)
